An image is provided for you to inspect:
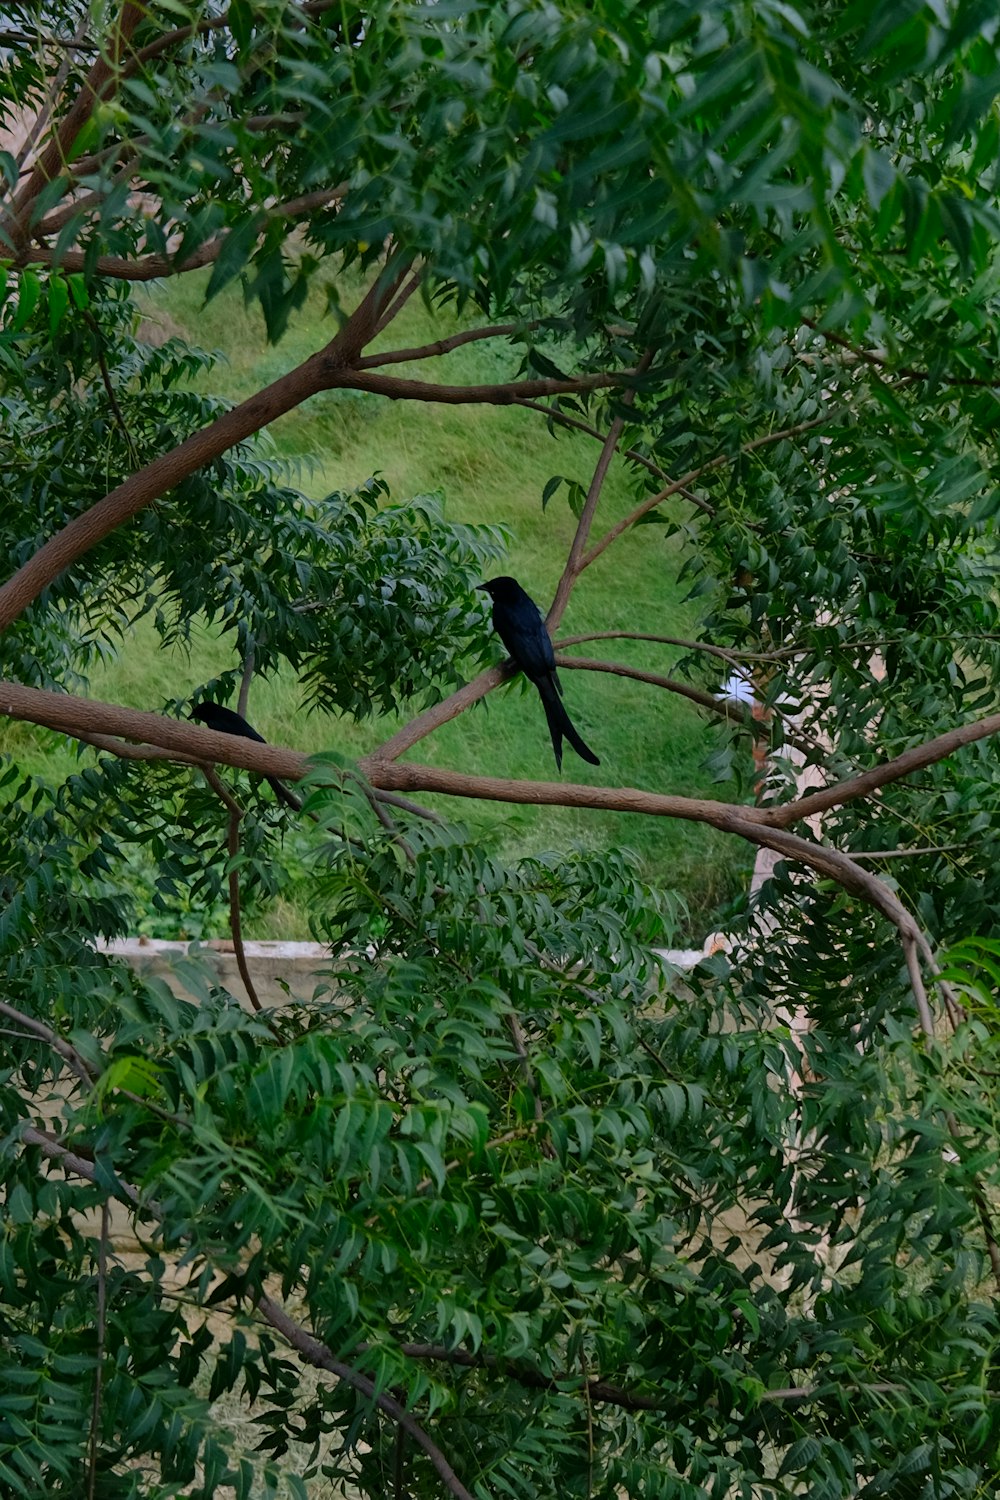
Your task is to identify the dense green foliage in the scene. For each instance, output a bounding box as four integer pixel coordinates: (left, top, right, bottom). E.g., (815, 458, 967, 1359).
(3, 1, 1000, 1497)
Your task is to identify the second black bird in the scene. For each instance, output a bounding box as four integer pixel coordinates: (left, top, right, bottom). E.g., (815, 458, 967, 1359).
(478, 576, 600, 771)
(190, 701, 302, 811)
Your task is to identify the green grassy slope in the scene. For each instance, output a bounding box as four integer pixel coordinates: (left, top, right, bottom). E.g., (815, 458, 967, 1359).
(10, 273, 752, 936)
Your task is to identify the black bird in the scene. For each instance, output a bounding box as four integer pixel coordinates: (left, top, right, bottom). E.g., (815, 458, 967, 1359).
(189, 701, 302, 811)
(478, 576, 600, 771)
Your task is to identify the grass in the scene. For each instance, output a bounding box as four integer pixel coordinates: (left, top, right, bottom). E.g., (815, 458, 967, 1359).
(16, 269, 753, 939)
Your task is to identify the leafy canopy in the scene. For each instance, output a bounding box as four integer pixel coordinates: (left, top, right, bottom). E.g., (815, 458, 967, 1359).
(2, 1, 1000, 1497)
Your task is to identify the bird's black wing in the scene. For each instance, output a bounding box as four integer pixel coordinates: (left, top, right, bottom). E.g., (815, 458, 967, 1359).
(190, 702, 302, 810)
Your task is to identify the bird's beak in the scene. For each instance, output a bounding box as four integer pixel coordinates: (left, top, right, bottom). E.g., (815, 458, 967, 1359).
(476, 583, 490, 593)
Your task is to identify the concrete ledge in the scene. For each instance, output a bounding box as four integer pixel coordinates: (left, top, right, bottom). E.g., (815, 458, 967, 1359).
(97, 936, 724, 1011)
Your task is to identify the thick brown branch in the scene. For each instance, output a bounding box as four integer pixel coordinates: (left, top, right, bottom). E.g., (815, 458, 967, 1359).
(24, 186, 347, 279)
(771, 710, 1000, 828)
(0, 262, 406, 631)
(0, 681, 309, 784)
(9, 680, 1000, 865)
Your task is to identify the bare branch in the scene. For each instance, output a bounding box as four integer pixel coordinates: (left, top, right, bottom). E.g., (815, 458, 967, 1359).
(65, 110, 305, 183)
(21, 1124, 151, 1211)
(556, 653, 738, 716)
(367, 663, 511, 763)
(901, 930, 936, 1038)
(0, 30, 96, 52)
(10, 16, 90, 180)
(236, 646, 256, 721)
(23, 185, 347, 280)
(771, 709, 1000, 829)
(345, 367, 633, 406)
(8, 680, 1000, 864)
(548, 349, 653, 632)
(358, 322, 534, 369)
(513, 397, 674, 483)
(0, 998, 97, 1084)
(373, 267, 423, 334)
(255, 1297, 478, 1500)
(378, 1341, 902, 1412)
(196, 749, 298, 973)
(850, 843, 967, 860)
(554, 630, 745, 665)
(505, 1010, 553, 1156)
(72, 728, 201, 764)
(583, 411, 843, 569)
(226, 799, 265, 1015)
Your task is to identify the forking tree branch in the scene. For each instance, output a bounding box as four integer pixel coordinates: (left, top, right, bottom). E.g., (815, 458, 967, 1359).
(0, 268, 634, 631)
(18, 1124, 478, 1500)
(3, 674, 1000, 1030)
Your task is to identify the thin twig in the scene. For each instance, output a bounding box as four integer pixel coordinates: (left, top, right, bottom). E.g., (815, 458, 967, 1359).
(86, 1201, 110, 1500)
(237, 645, 256, 720)
(5, 2, 146, 242)
(82, 308, 140, 467)
(902, 931, 936, 1039)
(227, 806, 265, 1013)
(26, 185, 347, 279)
(850, 843, 966, 860)
(374, 789, 445, 824)
(8, 16, 89, 181)
(583, 411, 843, 570)
(198, 765, 265, 1015)
(803, 317, 1000, 390)
(72, 729, 202, 764)
(358, 321, 536, 369)
(505, 1011, 554, 1156)
(513, 397, 669, 481)
(554, 630, 745, 664)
